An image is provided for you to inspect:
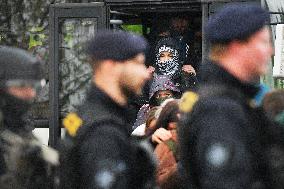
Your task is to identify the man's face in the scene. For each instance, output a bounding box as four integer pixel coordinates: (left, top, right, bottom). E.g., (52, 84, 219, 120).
(118, 53, 150, 97)
(171, 18, 188, 35)
(243, 26, 274, 77)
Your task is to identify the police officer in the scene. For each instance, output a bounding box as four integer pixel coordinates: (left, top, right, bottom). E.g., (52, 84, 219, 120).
(0, 46, 57, 189)
(0, 46, 45, 127)
(61, 30, 156, 189)
(177, 3, 284, 189)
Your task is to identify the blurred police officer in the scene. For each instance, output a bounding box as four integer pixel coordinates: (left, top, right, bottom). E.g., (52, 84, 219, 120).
(0, 46, 58, 189)
(0, 46, 45, 134)
(177, 3, 284, 189)
(61, 30, 156, 189)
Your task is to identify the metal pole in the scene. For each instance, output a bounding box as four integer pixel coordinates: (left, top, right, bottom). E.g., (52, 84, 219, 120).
(202, 2, 209, 63)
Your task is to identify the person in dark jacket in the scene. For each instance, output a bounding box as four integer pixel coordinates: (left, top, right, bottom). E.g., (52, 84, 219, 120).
(154, 99, 181, 189)
(177, 3, 284, 189)
(0, 46, 57, 189)
(132, 75, 181, 130)
(152, 37, 197, 92)
(61, 30, 156, 189)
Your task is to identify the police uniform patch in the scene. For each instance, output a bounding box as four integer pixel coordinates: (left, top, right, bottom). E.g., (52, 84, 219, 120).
(179, 91, 199, 113)
(63, 112, 83, 137)
(95, 170, 115, 188)
(205, 143, 230, 168)
(94, 160, 127, 188)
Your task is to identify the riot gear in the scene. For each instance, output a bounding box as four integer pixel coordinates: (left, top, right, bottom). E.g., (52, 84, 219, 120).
(0, 46, 45, 133)
(0, 46, 45, 89)
(0, 92, 31, 132)
(0, 46, 58, 189)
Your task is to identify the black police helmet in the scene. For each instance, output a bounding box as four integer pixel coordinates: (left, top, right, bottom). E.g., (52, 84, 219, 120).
(0, 46, 45, 89)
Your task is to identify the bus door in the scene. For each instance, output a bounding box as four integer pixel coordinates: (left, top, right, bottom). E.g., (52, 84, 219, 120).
(49, 3, 109, 148)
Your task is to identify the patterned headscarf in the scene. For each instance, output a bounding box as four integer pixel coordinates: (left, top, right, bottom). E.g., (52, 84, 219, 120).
(154, 37, 182, 78)
(149, 75, 180, 106)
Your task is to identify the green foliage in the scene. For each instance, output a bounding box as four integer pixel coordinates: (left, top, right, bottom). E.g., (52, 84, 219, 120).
(275, 78, 284, 89)
(121, 24, 143, 35)
(28, 27, 46, 49)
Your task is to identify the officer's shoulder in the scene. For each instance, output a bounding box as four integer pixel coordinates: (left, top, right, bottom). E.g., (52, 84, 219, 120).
(76, 100, 108, 126)
(62, 108, 112, 138)
(196, 95, 243, 112)
(179, 90, 242, 114)
(77, 99, 97, 116)
(196, 84, 244, 108)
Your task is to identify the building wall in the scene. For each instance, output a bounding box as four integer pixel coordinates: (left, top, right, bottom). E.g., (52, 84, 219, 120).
(264, 0, 284, 88)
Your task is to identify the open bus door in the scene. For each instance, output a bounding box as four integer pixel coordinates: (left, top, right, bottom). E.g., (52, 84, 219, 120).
(49, 2, 108, 149)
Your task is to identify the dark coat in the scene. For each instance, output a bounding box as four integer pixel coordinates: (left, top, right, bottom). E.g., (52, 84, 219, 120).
(132, 75, 180, 130)
(0, 93, 54, 189)
(67, 85, 156, 189)
(179, 61, 284, 189)
(0, 93, 34, 177)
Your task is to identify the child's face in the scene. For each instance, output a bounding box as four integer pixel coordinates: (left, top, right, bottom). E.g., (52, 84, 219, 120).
(155, 90, 174, 99)
(159, 51, 173, 63)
